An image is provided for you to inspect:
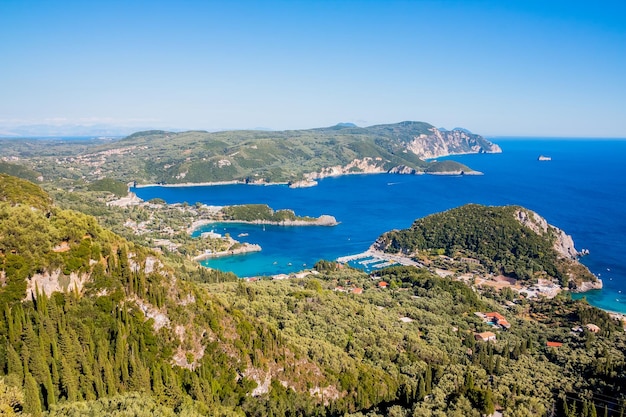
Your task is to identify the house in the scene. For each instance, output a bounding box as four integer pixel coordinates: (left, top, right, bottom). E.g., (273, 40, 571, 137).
(585, 323, 600, 333)
(479, 312, 512, 329)
(378, 281, 388, 289)
(474, 331, 497, 342)
(496, 318, 511, 329)
(546, 341, 563, 348)
(485, 312, 506, 321)
(351, 288, 363, 295)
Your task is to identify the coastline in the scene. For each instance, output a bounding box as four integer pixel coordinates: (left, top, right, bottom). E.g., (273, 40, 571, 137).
(133, 168, 484, 190)
(134, 180, 289, 188)
(192, 243, 262, 261)
(336, 249, 626, 324)
(188, 216, 338, 235)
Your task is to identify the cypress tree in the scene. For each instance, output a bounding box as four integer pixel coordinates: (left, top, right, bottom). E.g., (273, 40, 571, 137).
(417, 376, 425, 400)
(59, 356, 79, 402)
(23, 371, 42, 416)
(425, 366, 432, 394)
(6, 345, 23, 385)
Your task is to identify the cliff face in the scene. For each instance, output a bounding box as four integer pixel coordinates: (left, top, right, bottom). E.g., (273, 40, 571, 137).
(514, 208, 602, 291)
(405, 128, 502, 159)
(514, 209, 579, 260)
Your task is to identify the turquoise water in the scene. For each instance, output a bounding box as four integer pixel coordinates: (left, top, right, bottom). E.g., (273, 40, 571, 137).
(133, 138, 626, 313)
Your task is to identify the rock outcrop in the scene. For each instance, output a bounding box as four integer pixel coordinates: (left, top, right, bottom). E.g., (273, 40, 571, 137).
(406, 128, 502, 159)
(304, 157, 392, 180)
(514, 208, 579, 260)
(26, 269, 91, 300)
(514, 208, 602, 291)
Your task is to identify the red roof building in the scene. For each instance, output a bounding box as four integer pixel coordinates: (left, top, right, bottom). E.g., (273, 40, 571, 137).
(485, 312, 506, 321)
(546, 341, 563, 348)
(378, 281, 388, 288)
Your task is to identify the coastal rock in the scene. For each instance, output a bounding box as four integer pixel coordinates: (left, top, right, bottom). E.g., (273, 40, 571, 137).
(305, 157, 388, 180)
(289, 180, 318, 188)
(251, 215, 338, 226)
(406, 128, 502, 159)
(193, 243, 262, 261)
(514, 209, 579, 259)
(388, 165, 417, 175)
(572, 279, 603, 293)
(514, 208, 602, 291)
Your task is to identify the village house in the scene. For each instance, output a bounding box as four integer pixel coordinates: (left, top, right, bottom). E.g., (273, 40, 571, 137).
(474, 331, 497, 342)
(475, 311, 511, 330)
(585, 323, 600, 333)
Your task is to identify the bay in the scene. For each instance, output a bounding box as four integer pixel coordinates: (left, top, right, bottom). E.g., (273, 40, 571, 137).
(133, 138, 626, 313)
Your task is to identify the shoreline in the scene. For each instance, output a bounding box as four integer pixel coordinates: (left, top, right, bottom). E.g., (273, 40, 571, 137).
(188, 216, 339, 235)
(134, 180, 289, 188)
(193, 243, 262, 261)
(132, 169, 485, 190)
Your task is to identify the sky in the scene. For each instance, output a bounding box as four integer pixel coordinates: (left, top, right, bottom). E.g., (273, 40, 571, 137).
(1, 0, 625, 137)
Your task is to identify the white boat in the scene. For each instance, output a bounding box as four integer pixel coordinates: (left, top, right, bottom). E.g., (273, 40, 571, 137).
(238, 233, 249, 237)
(538, 155, 552, 161)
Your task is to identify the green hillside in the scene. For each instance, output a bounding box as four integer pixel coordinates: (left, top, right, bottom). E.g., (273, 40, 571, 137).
(0, 121, 499, 187)
(375, 204, 597, 287)
(0, 176, 623, 416)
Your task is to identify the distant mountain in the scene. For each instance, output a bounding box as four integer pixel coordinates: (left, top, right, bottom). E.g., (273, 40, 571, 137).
(6, 121, 501, 185)
(0, 124, 141, 137)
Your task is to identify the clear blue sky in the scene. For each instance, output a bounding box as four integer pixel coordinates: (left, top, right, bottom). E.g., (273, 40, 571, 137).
(1, 0, 625, 136)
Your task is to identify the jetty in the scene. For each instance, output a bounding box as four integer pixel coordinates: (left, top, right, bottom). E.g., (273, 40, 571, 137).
(337, 250, 421, 268)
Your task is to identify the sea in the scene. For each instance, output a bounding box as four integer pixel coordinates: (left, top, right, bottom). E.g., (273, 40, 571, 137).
(132, 138, 626, 314)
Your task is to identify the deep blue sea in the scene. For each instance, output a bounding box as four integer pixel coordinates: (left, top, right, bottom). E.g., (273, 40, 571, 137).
(132, 139, 626, 314)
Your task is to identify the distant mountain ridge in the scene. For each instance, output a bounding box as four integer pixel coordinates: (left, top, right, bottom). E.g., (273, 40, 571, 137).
(2, 121, 501, 185)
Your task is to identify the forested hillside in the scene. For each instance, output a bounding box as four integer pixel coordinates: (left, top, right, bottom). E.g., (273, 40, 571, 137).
(0, 121, 498, 186)
(375, 204, 598, 287)
(0, 175, 624, 416)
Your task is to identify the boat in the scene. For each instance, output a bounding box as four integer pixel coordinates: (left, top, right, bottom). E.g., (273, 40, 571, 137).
(538, 155, 552, 161)
(237, 233, 249, 237)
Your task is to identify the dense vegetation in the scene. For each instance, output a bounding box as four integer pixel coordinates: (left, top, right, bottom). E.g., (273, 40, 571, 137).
(424, 160, 473, 174)
(376, 204, 594, 286)
(0, 162, 41, 183)
(219, 204, 316, 223)
(0, 174, 52, 212)
(0, 122, 496, 186)
(1, 175, 624, 416)
(86, 178, 128, 198)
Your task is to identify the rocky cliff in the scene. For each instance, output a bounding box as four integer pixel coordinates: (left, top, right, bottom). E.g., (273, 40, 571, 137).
(514, 208, 579, 260)
(405, 127, 502, 159)
(513, 208, 602, 291)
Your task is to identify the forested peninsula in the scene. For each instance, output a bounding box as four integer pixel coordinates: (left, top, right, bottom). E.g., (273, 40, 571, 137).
(0, 121, 500, 187)
(0, 174, 625, 417)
